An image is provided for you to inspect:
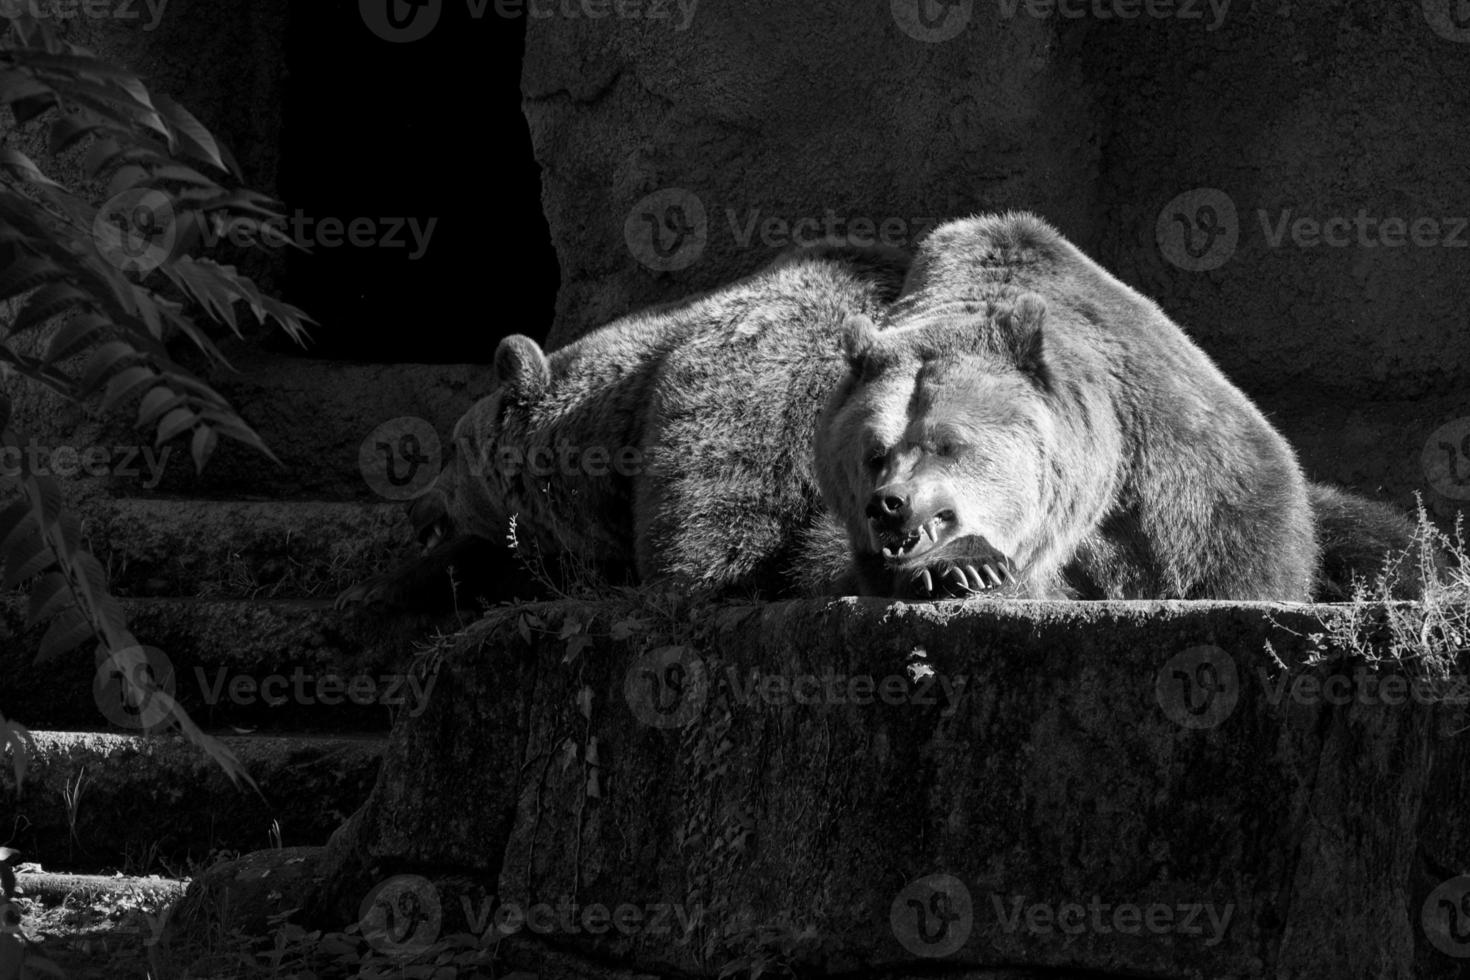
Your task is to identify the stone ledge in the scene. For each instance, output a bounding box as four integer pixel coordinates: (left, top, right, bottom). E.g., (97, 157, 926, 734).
(0, 596, 446, 731)
(280, 595, 1469, 980)
(84, 498, 409, 600)
(0, 733, 385, 872)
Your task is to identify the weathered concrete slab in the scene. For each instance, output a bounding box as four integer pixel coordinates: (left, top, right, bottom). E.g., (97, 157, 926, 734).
(272, 596, 1469, 979)
(84, 498, 407, 600)
(13, 872, 188, 907)
(0, 732, 384, 872)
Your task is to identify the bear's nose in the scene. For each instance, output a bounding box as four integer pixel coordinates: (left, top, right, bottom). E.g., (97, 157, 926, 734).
(866, 489, 910, 522)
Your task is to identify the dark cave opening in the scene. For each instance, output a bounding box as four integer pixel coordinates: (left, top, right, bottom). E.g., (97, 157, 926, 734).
(270, 0, 560, 363)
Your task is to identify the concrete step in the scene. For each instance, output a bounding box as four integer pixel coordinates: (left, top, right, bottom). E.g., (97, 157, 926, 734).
(0, 596, 454, 732)
(0, 731, 383, 875)
(11, 871, 188, 906)
(3, 870, 185, 980)
(83, 497, 409, 600)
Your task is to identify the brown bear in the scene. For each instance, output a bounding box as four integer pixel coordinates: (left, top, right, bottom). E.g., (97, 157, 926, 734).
(814, 211, 1324, 601)
(337, 242, 911, 609)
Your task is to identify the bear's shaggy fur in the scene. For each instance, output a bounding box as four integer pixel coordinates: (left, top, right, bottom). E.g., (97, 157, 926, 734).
(337, 243, 910, 609)
(815, 212, 1321, 601)
(1309, 483, 1423, 600)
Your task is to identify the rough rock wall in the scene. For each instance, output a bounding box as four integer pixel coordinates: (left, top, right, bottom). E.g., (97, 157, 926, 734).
(522, 0, 1102, 349)
(1085, 2, 1470, 401)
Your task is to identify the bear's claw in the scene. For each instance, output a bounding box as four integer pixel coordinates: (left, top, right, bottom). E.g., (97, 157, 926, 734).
(907, 556, 1015, 600)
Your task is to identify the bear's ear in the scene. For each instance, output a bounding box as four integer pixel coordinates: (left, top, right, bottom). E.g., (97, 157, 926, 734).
(494, 334, 551, 402)
(999, 293, 1047, 379)
(841, 314, 879, 373)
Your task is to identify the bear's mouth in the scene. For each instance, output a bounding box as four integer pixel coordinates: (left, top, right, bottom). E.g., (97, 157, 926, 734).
(874, 511, 953, 561)
(868, 527, 1022, 599)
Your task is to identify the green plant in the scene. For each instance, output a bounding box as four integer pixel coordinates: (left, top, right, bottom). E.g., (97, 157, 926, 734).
(0, 10, 311, 787)
(60, 763, 83, 855)
(1269, 497, 1470, 683)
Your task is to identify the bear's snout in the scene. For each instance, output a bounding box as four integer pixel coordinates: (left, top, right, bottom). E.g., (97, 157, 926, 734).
(865, 488, 911, 523)
(865, 483, 959, 561)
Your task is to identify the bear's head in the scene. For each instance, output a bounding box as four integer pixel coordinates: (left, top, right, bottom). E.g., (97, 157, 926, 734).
(815, 293, 1064, 599)
(408, 334, 553, 551)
